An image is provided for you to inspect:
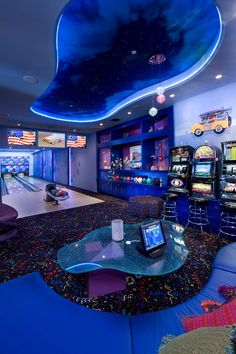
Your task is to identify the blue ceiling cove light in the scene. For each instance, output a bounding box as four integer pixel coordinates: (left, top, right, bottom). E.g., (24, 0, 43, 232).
(31, 0, 223, 123)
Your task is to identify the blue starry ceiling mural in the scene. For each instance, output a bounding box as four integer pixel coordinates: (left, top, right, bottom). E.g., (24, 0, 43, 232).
(31, 0, 222, 123)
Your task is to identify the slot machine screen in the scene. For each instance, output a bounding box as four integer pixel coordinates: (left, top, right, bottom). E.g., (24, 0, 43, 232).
(194, 163, 211, 177)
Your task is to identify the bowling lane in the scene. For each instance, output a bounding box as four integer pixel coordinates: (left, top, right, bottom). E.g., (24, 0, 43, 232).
(3, 176, 30, 194)
(22, 176, 58, 190)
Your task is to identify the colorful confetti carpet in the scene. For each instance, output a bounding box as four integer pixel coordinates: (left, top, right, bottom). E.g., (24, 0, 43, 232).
(0, 193, 231, 315)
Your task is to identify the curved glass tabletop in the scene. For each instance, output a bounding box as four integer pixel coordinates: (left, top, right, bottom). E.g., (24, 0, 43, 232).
(57, 221, 188, 277)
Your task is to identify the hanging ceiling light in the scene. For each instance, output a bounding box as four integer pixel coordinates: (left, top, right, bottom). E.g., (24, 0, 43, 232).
(149, 107, 158, 117)
(156, 86, 165, 96)
(156, 94, 166, 104)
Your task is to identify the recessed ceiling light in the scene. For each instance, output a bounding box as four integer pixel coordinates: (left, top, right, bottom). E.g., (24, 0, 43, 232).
(23, 75, 39, 84)
(73, 129, 76, 132)
(100, 123, 103, 126)
(17, 123, 21, 126)
(131, 50, 137, 55)
(127, 111, 132, 115)
(215, 74, 222, 79)
(169, 94, 175, 98)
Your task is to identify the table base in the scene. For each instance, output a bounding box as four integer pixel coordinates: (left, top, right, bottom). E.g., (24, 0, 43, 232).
(88, 269, 126, 297)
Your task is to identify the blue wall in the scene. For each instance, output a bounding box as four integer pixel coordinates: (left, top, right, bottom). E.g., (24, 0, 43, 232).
(33, 151, 43, 178)
(53, 149, 68, 185)
(70, 134, 97, 192)
(42, 150, 53, 181)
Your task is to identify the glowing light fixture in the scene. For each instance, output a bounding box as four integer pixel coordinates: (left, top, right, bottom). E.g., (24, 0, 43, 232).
(149, 107, 158, 116)
(215, 74, 222, 79)
(156, 94, 166, 104)
(169, 94, 175, 98)
(156, 86, 165, 95)
(100, 123, 103, 126)
(127, 111, 132, 115)
(148, 53, 166, 65)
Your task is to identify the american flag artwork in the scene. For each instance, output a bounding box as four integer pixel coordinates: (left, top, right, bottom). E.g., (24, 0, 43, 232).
(67, 135, 86, 148)
(8, 129, 36, 146)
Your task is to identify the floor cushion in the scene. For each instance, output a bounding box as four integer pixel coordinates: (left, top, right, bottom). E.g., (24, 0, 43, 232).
(219, 285, 236, 300)
(158, 326, 234, 354)
(128, 195, 163, 218)
(213, 243, 236, 273)
(0, 273, 132, 354)
(182, 297, 236, 332)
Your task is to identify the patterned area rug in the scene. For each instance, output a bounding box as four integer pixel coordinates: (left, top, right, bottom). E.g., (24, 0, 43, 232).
(0, 193, 231, 315)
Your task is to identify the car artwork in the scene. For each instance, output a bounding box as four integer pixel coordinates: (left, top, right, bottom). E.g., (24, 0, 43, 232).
(191, 108, 232, 137)
(42, 133, 63, 145)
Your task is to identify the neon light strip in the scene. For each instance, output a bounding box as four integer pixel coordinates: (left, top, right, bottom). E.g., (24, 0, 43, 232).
(31, 7, 223, 123)
(66, 262, 103, 271)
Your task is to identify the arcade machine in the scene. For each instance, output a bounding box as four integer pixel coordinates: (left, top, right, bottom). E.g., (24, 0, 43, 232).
(221, 141, 236, 201)
(191, 144, 221, 199)
(168, 146, 194, 194)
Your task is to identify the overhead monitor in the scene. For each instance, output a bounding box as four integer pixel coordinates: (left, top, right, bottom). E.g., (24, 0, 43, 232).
(66, 135, 86, 148)
(38, 131, 65, 148)
(8, 129, 36, 146)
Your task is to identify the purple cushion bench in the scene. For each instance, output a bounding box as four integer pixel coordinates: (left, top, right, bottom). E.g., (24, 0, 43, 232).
(0, 203, 18, 241)
(128, 195, 164, 218)
(0, 244, 235, 354)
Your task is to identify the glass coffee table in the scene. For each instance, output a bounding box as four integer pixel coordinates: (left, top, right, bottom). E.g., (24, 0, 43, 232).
(57, 221, 188, 297)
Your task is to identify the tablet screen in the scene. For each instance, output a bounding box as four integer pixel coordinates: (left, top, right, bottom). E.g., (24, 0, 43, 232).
(140, 221, 166, 252)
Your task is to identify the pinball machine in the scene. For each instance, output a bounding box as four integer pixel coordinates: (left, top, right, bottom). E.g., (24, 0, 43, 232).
(220, 141, 236, 201)
(191, 144, 221, 199)
(168, 146, 194, 194)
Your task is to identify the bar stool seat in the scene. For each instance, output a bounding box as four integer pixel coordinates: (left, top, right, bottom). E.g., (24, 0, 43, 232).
(186, 197, 210, 234)
(161, 192, 178, 222)
(219, 202, 236, 237)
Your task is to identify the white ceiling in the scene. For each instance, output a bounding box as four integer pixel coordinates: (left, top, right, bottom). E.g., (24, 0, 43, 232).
(0, 0, 236, 134)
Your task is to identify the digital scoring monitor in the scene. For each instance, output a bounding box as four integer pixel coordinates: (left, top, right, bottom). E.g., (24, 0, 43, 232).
(66, 135, 86, 148)
(139, 221, 166, 254)
(38, 131, 65, 148)
(8, 129, 36, 146)
(194, 163, 211, 176)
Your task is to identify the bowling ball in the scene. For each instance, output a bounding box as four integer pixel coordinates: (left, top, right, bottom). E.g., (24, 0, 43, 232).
(2, 168, 7, 173)
(56, 190, 67, 197)
(126, 176, 131, 182)
(146, 177, 152, 184)
(51, 189, 57, 196)
(137, 177, 142, 184)
(142, 178, 146, 183)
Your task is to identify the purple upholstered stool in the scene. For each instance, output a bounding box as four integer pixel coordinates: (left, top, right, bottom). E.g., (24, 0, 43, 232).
(0, 204, 18, 241)
(128, 195, 163, 218)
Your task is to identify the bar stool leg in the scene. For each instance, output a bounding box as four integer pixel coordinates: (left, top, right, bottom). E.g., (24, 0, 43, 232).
(200, 207, 204, 234)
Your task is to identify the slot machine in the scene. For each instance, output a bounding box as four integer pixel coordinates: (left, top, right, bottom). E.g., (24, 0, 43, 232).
(168, 146, 194, 194)
(220, 141, 236, 201)
(191, 144, 221, 199)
